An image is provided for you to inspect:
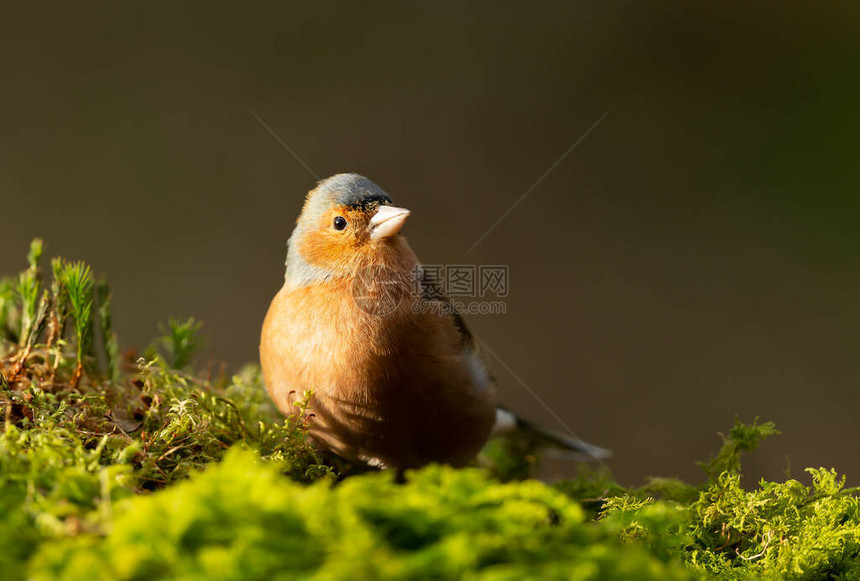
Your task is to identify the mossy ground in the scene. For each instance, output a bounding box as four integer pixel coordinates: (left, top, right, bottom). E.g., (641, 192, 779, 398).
(1, 241, 858, 580)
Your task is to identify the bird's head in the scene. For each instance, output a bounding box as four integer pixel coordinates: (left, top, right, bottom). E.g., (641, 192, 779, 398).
(284, 174, 412, 285)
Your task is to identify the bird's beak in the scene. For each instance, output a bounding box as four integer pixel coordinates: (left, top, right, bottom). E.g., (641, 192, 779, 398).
(369, 205, 411, 239)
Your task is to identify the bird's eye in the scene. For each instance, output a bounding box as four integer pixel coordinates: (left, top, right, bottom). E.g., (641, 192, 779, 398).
(333, 216, 347, 231)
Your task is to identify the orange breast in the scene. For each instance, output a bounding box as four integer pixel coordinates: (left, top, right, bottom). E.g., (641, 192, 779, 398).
(260, 279, 496, 468)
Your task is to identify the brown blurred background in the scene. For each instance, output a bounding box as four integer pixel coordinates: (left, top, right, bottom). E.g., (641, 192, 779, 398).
(2, 2, 858, 486)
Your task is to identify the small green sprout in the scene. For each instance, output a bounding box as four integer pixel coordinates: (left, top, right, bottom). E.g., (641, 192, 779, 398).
(0, 277, 17, 343)
(26, 238, 43, 271)
(16, 239, 43, 347)
(156, 317, 205, 369)
(698, 417, 780, 479)
(55, 259, 94, 387)
(96, 277, 120, 381)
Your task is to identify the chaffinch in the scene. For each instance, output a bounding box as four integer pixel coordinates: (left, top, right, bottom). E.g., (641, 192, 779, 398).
(260, 173, 607, 469)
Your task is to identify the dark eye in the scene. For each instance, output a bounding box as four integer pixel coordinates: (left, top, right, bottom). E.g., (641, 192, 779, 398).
(333, 216, 347, 230)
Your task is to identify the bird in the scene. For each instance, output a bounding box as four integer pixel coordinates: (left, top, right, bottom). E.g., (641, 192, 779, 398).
(260, 173, 608, 470)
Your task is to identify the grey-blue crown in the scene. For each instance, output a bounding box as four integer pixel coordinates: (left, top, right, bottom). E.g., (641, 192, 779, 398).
(315, 173, 393, 208)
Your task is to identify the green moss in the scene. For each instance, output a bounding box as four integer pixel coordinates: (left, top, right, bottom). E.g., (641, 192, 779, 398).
(2, 241, 859, 580)
(30, 450, 696, 581)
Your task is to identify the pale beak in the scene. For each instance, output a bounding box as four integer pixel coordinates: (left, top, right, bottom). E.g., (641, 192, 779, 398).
(369, 205, 411, 239)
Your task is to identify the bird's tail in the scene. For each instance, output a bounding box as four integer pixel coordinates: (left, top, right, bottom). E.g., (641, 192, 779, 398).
(492, 407, 611, 462)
